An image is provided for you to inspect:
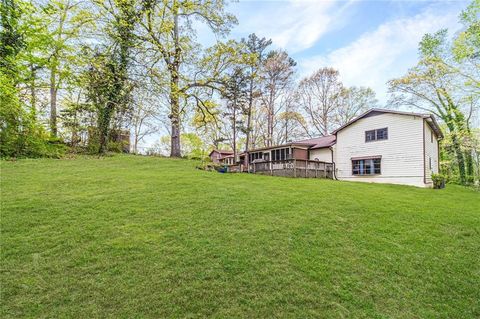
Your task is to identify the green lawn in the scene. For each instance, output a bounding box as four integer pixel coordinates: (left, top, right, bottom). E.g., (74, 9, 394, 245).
(1, 155, 479, 318)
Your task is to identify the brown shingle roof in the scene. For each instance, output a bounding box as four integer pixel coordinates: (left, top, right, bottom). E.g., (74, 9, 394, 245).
(208, 149, 234, 157)
(242, 135, 336, 154)
(295, 135, 337, 149)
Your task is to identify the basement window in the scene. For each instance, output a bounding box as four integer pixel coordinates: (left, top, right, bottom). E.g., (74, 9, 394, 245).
(352, 157, 381, 175)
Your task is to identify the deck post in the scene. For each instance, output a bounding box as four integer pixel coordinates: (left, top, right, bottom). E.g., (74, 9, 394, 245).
(324, 163, 327, 178)
(315, 161, 318, 178)
(270, 161, 273, 175)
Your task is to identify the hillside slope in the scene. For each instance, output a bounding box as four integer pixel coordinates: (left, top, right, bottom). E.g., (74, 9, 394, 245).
(1, 155, 479, 318)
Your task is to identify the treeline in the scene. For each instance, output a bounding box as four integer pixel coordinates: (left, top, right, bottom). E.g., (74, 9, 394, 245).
(1, 0, 479, 185)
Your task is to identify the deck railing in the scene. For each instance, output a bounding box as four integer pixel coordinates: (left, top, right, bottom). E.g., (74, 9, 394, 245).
(250, 159, 333, 179)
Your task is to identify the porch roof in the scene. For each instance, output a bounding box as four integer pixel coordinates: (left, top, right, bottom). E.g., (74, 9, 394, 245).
(240, 135, 337, 155)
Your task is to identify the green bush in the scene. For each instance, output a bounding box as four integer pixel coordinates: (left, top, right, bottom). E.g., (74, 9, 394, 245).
(0, 73, 67, 159)
(432, 173, 446, 189)
(107, 141, 123, 153)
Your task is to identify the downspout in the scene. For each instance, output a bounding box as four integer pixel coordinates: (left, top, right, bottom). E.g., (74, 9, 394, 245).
(437, 136, 441, 174)
(330, 145, 338, 180)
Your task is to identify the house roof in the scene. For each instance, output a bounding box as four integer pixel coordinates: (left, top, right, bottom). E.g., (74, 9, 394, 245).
(239, 135, 336, 155)
(331, 108, 444, 139)
(295, 135, 337, 149)
(208, 149, 234, 157)
(243, 142, 310, 153)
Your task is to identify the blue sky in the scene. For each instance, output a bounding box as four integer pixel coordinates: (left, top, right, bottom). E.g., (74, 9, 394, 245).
(221, 0, 469, 104)
(142, 1, 470, 149)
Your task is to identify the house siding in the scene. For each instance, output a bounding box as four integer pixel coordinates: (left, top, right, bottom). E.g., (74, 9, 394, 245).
(210, 151, 221, 164)
(335, 113, 427, 187)
(424, 121, 439, 184)
(309, 148, 332, 163)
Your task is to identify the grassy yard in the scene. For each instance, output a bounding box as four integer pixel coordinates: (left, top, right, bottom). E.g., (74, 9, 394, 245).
(1, 155, 479, 318)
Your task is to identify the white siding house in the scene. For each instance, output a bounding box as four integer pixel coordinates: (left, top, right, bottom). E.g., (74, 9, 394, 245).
(245, 108, 442, 187)
(309, 147, 333, 163)
(307, 109, 443, 187)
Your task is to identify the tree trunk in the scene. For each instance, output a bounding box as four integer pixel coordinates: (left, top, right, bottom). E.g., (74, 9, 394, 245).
(50, 69, 57, 137)
(285, 116, 288, 143)
(322, 111, 328, 136)
(134, 135, 139, 154)
(98, 104, 114, 154)
(30, 64, 36, 119)
(267, 90, 275, 147)
(475, 150, 480, 184)
(446, 120, 466, 184)
(170, 88, 181, 157)
(244, 72, 254, 166)
(232, 97, 237, 162)
(169, 12, 181, 157)
(453, 135, 466, 184)
(465, 127, 474, 183)
(450, 104, 472, 184)
(465, 149, 474, 183)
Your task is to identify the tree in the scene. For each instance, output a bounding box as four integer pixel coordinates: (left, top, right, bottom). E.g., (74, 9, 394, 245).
(261, 50, 296, 146)
(157, 132, 207, 158)
(140, 0, 237, 157)
(453, 0, 479, 91)
(0, 0, 24, 80)
(0, 0, 64, 158)
(59, 90, 95, 149)
(276, 100, 308, 144)
(298, 67, 343, 136)
(388, 29, 479, 184)
(131, 87, 160, 153)
(86, 0, 137, 154)
(241, 33, 271, 158)
(222, 67, 248, 160)
(335, 86, 378, 127)
(43, 0, 93, 137)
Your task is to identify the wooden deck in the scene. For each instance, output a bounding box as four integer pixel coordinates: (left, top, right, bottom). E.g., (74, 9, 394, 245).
(249, 159, 334, 179)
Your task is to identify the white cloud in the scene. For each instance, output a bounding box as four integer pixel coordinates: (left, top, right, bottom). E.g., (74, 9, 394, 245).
(298, 6, 461, 104)
(235, 0, 354, 53)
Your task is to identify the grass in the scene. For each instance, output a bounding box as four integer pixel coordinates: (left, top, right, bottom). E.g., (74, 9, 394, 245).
(1, 155, 479, 318)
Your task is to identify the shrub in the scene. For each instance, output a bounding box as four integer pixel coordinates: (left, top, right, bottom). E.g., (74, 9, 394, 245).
(432, 173, 446, 189)
(107, 141, 123, 153)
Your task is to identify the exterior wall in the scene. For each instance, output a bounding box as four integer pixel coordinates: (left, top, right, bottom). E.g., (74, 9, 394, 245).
(293, 148, 308, 160)
(309, 148, 332, 163)
(424, 122, 439, 184)
(335, 113, 427, 187)
(210, 151, 221, 164)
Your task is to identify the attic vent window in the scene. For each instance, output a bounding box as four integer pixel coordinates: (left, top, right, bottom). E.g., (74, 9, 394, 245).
(365, 128, 388, 142)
